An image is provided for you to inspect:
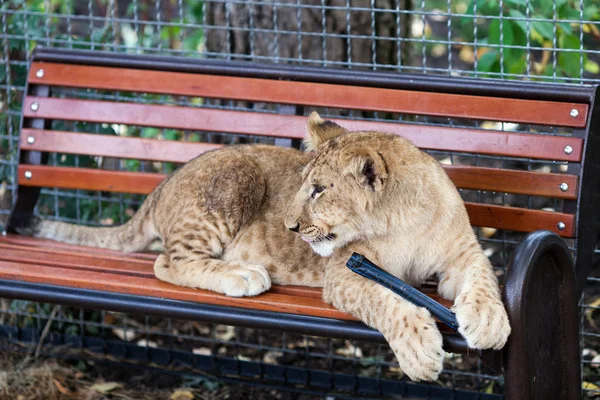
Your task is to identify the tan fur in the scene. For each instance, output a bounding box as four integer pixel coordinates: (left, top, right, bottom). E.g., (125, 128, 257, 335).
(23, 112, 510, 381)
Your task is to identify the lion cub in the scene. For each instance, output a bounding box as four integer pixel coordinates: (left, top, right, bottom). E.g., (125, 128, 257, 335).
(18, 112, 510, 381)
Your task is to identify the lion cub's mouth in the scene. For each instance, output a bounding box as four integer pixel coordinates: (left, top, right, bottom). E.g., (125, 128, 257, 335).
(301, 233, 336, 243)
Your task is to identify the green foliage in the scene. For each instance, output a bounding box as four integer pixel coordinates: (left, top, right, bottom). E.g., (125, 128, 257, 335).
(460, 0, 599, 80)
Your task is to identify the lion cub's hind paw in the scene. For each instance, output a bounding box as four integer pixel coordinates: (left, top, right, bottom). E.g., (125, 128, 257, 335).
(221, 263, 272, 297)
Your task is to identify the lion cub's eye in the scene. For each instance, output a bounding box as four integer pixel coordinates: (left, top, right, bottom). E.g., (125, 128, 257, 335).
(311, 185, 326, 198)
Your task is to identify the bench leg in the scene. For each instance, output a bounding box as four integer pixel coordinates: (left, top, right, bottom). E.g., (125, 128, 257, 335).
(502, 230, 580, 400)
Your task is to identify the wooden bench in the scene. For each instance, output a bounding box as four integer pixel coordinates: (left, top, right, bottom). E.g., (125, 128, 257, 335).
(2, 47, 599, 399)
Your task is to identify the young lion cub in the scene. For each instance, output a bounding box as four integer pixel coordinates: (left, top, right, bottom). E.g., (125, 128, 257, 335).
(17, 112, 510, 381)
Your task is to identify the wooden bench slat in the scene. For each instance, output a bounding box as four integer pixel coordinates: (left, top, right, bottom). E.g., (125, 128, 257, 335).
(466, 203, 574, 237)
(444, 165, 578, 200)
(17, 165, 575, 237)
(0, 240, 323, 299)
(21, 129, 223, 164)
(0, 234, 157, 260)
(22, 98, 584, 161)
(17, 153, 579, 200)
(0, 259, 353, 320)
(29, 62, 589, 128)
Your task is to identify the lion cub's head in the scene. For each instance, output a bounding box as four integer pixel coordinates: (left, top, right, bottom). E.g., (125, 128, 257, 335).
(285, 112, 392, 257)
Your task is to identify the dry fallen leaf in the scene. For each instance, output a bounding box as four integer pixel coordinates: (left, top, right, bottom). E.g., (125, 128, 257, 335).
(583, 381, 600, 396)
(112, 328, 136, 342)
(91, 382, 122, 394)
(53, 379, 71, 395)
(192, 347, 212, 356)
(170, 389, 195, 400)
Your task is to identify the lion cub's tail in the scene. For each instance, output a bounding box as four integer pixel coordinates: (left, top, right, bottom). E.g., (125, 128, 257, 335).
(12, 197, 157, 253)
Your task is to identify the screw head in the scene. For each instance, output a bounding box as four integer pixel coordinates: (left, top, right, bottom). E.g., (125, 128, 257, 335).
(30, 102, 39, 112)
(24, 171, 32, 179)
(36, 69, 44, 78)
(559, 182, 569, 192)
(27, 136, 35, 144)
(564, 145, 573, 155)
(557, 222, 566, 231)
(570, 109, 579, 118)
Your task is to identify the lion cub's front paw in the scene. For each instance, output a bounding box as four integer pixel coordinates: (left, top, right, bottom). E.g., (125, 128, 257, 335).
(221, 263, 271, 297)
(454, 290, 511, 350)
(388, 308, 445, 382)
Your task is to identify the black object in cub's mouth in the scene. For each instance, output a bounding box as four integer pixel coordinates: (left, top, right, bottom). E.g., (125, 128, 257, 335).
(346, 253, 459, 331)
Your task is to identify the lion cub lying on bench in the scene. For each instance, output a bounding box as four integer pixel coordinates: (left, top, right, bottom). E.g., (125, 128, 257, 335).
(22, 112, 510, 381)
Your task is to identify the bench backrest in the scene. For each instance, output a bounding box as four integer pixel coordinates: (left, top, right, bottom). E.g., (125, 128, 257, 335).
(10, 48, 600, 293)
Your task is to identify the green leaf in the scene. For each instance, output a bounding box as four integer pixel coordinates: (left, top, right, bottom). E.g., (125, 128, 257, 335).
(558, 33, 582, 78)
(505, 0, 527, 5)
(489, 19, 514, 46)
(584, 60, 600, 74)
(584, 6, 599, 20)
(477, 51, 499, 72)
(559, 22, 573, 35)
(532, 21, 554, 40)
(508, 10, 527, 34)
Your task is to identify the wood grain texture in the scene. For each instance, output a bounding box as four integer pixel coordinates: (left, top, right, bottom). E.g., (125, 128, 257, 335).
(444, 165, 578, 199)
(465, 203, 574, 237)
(0, 240, 323, 299)
(17, 161, 578, 201)
(21, 99, 584, 161)
(0, 237, 454, 319)
(29, 62, 589, 127)
(0, 259, 352, 320)
(17, 165, 574, 237)
(21, 129, 223, 162)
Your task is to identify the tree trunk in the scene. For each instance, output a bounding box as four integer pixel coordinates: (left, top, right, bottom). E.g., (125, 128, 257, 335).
(205, 0, 410, 69)
(204, 0, 410, 145)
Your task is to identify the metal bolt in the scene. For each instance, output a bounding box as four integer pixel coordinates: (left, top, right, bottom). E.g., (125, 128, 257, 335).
(570, 109, 579, 118)
(36, 69, 44, 78)
(557, 222, 566, 231)
(27, 136, 35, 144)
(559, 183, 569, 192)
(564, 145, 573, 155)
(30, 102, 39, 112)
(24, 171, 32, 180)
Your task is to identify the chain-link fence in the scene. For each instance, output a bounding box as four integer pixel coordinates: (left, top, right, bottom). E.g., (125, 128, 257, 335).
(1, 0, 600, 398)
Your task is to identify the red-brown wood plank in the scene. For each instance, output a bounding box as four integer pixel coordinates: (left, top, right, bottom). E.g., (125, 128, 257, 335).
(0, 240, 323, 299)
(19, 165, 166, 195)
(29, 62, 589, 127)
(17, 165, 575, 237)
(22, 97, 583, 162)
(465, 203, 574, 237)
(21, 129, 222, 162)
(17, 158, 578, 202)
(444, 165, 578, 200)
(0, 234, 157, 260)
(0, 259, 354, 320)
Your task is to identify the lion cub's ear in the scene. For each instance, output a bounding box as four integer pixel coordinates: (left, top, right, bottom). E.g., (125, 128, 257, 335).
(343, 147, 388, 192)
(303, 111, 348, 152)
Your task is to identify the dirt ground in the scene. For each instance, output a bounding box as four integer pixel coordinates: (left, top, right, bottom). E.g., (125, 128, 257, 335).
(0, 350, 326, 400)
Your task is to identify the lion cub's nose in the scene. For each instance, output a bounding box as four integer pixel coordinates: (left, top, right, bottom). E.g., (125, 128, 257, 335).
(288, 223, 300, 233)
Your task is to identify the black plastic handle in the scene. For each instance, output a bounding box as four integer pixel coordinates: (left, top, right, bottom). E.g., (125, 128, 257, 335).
(346, 253, 459, 331)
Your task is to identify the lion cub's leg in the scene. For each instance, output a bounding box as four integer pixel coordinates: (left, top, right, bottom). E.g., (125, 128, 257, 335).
(323, 255, 444, 382)
(437, 238, 511, 350)
(154, 153, 271, 297)
(154, 215, 272, 297)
